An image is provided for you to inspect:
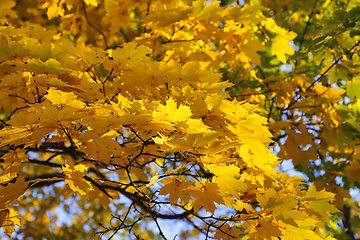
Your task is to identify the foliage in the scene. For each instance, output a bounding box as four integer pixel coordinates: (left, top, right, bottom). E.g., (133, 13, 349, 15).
(0, 0, 359, 239)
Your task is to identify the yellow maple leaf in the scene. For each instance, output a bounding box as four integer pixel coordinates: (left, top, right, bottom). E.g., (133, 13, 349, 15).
(243, 219, 282, 240)
(86, 188, 111, 209)
(154, 132, 221, 153)
(271, 33, 297, 63)
(62, 160, 94, 195)
(204, 164, 247, 197)
(31, 102, 80, 125)
(2, 149, 29, 173)
(158, 176, 192, 204)
(225, 5, 265, 25)
(38, 0, 65, 19)
(0, 175, 28, 209)
(45, 88, 85, 109)
(1, 208, 20, 237)
(299, 185, 336, 202)
(153, 98, 192, 124)
(80, 136, 121, 164)
(238, 139, 279, 177)
(24, 58, 66, 74)
(234, 199, 253, 213)
(143, 1, 191, 28)
(108, 41, 151, 67)
(312, 84, 346, 103)
(213, 223, 241, 240)
(303, 199, 338, 224)
(280, 224, 322, 240)
(0, 110, 52, 147)
(265, 18, 297, 63)
(192, 179, 224, 214)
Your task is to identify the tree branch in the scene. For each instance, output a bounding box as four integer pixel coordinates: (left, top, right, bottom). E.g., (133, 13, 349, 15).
(287, 39, 360, 110)
(297, 0, 319, 52)
(102, 183, 192, 220)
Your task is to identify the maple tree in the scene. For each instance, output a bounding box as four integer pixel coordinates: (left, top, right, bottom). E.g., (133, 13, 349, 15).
(0, 0, 360, 239)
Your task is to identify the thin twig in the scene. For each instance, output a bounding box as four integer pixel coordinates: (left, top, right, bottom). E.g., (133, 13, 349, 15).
(287, 39, 360, 110)
(153, 217, 168, 240)
(297, 0, 319, 52)
(83, 1, 108, 49)
(307, 39, 360, 90)
(120, 28, 130, 42)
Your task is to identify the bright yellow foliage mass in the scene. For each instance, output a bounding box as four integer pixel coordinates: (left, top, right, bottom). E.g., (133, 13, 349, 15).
(0, 0, 359, 239)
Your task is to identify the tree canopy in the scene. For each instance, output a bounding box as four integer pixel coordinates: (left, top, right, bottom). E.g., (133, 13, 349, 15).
(0, 0, 359, 239)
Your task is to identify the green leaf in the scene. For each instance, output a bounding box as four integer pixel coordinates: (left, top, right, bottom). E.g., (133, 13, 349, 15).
(94, 64, 110, 78)
(347, 76, 360, 101)
(328, 65, 348, 84)
(346, 6, 360, 21)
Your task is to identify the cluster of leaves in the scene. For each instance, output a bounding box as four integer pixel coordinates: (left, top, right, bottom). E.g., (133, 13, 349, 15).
(225, 0, 360, 239)
(0, 0, 358, 239)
